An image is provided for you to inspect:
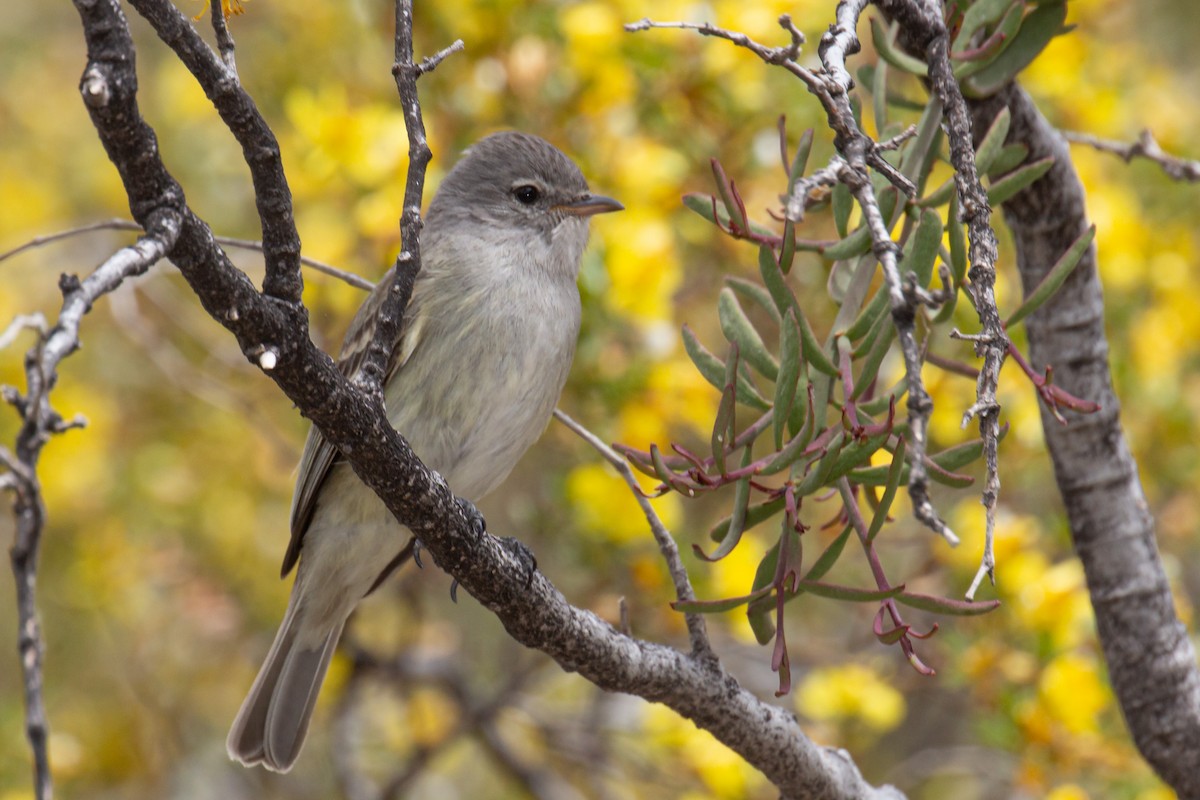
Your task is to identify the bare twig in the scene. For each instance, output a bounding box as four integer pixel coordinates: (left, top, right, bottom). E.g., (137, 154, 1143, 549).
(627, 13, 915, 200)
(216, 235, 376, 290)
(0, 218, 141, 264)
(207, 0, 238, 74)
(1064, 129, 1200, 183)
(0, 315, 47, 352)
(0, 218, 375, 290)
(4, 222, 178, 800)
(553, 408, 712, 658)
(818, 0, 954, 544)
(919, 16, 1007, 597)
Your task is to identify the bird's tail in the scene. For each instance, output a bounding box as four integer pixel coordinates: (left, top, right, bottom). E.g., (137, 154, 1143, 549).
(226, 591, 343, 773)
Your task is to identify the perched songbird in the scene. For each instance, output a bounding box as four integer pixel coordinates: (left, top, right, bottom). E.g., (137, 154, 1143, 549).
(227, 132, 622, 772)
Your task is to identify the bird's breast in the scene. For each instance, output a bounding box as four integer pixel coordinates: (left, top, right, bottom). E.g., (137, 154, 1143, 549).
(384, 260, 581, 502)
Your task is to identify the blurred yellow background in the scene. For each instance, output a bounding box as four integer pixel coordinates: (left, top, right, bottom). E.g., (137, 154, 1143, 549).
(1, 1, 1198, 798)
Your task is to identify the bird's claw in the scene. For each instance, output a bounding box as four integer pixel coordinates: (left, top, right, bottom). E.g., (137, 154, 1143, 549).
(499, 536, 538, 590)
(458, 498, 488, 537)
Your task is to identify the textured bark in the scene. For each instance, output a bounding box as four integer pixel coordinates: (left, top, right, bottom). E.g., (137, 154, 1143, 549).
(970, 85, 1200, 795)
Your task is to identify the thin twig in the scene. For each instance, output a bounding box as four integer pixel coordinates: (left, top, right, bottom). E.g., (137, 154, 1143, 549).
(4, 221, 178, 800)
(820, 0, 954, 543)
(553, 408, 712, 658)
(1063, 129, 1200, 183)
(0, 218, 141, 264)
(207, 0, 238, 74)
(216, 235, 376, 290)
(0, 218, 375, 290)
(0, 315, 47, 352)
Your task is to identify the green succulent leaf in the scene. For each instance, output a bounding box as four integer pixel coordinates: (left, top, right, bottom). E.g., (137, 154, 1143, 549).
(775, 309, 802, 449)
(987, 156, 1054, 205)
(964, 1, 1069, 97)
(986, 143, 1029, 177)
(709, 495, 787, 543)
(895, 592, 1002, 616)
(795, 579, 905, 602)
(1006, 224, 1096, 329)
(867, 436, 906, 542)
(719, 287, 780, 381)
(788, 128, 816, 192)
(973, 106, 1012, 175)
(953, 0, 1016, 54)
(726, 276, 782, 325)
(802, 524, 853, 583)
(682, 193, 779, 240)
(682, 324, 770, 410)
(870, 17, 928, 76)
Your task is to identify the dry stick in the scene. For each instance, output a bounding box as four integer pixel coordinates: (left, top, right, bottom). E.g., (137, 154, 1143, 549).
(820, 1, 954, 546)
(0, 219, 375, 291)
(0, 315, 47, 352)
(922, 26, 1007, 599)
(207, 0, 237, 74)
(553, 408, 712, 658)
(3, 222, 179, 800)
(0, 218, 141, 263)
(1063, 129, 1200, 183)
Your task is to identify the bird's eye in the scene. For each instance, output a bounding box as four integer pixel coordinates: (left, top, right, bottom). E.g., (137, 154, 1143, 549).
(513, 184, 540, 205)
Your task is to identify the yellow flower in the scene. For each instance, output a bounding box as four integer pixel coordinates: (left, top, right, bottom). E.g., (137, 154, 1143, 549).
(797, 663, 906, 733)
(1039, 652, 1111, 735)
(565, 462, 680, 545)
(1045, 785, 1090, 800)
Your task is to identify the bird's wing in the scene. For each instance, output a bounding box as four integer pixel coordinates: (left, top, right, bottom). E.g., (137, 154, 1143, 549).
(280, 267, 424, 577)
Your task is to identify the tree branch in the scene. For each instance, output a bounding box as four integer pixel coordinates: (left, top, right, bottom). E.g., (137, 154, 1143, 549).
(0, 218, 374, 290)
(876, 0, 1008, 596)
(126, 0, 303, 303)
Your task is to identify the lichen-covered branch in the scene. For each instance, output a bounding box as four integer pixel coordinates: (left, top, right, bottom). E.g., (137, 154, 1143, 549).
(126, 0, 303, 304)
(875, 0, 1008, 595)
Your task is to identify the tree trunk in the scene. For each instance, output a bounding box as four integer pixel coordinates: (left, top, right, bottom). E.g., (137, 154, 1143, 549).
(970, 84, 1200, 796)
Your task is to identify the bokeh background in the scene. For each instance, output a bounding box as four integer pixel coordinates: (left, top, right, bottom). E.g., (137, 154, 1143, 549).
(2, 1, 1198, 798)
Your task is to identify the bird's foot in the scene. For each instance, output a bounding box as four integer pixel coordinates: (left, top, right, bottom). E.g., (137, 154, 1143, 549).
(499, 536, 538, 590)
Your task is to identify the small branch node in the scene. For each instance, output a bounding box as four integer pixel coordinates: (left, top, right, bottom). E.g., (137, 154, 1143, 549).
(80, 66, 111, 108)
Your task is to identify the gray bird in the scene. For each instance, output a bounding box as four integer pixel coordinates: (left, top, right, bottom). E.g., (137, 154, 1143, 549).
(227, 131, 622, 772)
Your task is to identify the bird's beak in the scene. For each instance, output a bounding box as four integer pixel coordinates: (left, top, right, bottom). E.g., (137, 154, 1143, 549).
(558, 193, 624, 217)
